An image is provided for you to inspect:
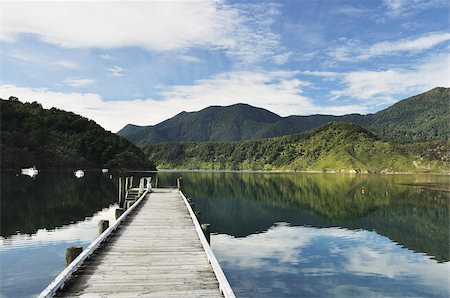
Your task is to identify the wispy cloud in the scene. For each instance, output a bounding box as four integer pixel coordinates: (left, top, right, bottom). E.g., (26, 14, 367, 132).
(100, 54, 112, 60)
(5, 50, 78, 69)
(177, 55, 202, 63)
(64, 78, 94, 87)
(306, 53, 449, 105)
(0, 1, 286, 66)
(334, 5, 369, 16)
(107, 66, 124, 77)
(331, 32, 450, 62)
(382, 0, 448, 18)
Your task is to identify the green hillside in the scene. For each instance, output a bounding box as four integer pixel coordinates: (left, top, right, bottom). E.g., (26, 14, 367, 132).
(119, 87, 449, 145)
(143, 122, 449, 173)
(365, 87, 449, 140)
(1, 98, 155, 170)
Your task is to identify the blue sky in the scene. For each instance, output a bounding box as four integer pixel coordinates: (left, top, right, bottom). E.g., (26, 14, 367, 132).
(0, 0, 449, 131)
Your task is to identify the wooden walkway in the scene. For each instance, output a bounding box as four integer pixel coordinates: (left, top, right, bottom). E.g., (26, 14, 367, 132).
(43, 187, 234, 297)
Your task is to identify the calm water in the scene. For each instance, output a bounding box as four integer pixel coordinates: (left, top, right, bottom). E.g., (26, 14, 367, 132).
(1, 171, 449, 297)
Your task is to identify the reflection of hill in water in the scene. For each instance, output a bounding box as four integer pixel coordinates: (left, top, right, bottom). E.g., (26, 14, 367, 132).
(1, 171, 117, 237)
(158, 172, 449, 262)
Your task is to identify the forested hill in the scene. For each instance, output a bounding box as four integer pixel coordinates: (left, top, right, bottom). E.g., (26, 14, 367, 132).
(364, 87, 449, 140)
(1, 98, 155, 170)
(143, 122, 449, 173)
(119, 87, 449, 145)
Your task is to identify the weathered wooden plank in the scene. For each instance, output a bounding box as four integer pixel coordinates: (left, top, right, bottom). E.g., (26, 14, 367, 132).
(56, 188, 229, 298)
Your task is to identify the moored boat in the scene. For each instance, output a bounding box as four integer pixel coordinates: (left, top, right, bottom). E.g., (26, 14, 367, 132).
(74, 170, 84, 178)
(21, 166, 39, 177)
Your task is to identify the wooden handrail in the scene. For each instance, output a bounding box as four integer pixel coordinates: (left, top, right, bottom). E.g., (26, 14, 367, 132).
(38, 178, 152, 298)
(179, 190, 236, 298)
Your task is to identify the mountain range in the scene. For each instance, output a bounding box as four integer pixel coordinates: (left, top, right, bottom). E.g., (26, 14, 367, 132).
(143, 122, 448, 173)
(118, 87, 449, 146)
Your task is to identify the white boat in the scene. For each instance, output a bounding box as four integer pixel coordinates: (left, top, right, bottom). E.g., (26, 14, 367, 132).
(74, 170, 85, 178)
(101, 168, 109, 173)
(21, 166, 39, 177)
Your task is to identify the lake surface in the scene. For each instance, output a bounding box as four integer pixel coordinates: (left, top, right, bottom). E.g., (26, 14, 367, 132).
(1, 170, 449, 297)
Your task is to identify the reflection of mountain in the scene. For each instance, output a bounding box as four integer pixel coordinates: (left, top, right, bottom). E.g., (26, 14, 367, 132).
(158, 172, 449, 262)
(1, 171, 117, 237)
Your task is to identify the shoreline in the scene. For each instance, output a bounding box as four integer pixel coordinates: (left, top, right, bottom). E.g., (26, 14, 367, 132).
(156, 168, 450, 175)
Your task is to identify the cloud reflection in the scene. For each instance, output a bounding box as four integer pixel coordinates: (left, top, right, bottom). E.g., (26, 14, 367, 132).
(212, 224, 450, 297)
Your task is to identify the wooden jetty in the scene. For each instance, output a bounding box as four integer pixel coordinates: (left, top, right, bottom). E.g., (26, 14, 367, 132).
(39, 177, 234, 297)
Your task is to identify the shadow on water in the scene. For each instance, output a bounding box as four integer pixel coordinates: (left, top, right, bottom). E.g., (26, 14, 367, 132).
(158, 172, 449, 262)
(0, 170, 119, 237)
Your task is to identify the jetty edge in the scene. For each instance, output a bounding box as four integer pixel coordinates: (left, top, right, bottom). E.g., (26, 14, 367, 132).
(38, 177, 235, 297)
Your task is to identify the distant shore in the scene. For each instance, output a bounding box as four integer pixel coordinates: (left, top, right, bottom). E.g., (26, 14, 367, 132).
(157, 168, 450, 175)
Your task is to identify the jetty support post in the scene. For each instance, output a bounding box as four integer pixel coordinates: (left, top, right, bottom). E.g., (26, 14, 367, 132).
(125, 177, 129, 192)
(138, 178, 145, 196)
(66, 246, 83, 267)
(177, 177, 183, 191)
(155, 176, 159, 188)
(115, 208, 124, 219)
(130, 176, 133, 189)
(98, 220, 109, 235)
(146, 177, 152, 192)
(201, 224, 210, 244)
(118, 177, 123, 207)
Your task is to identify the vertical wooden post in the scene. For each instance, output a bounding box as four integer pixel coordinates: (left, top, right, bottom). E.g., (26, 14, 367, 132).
(126, 200, 134, 209)
(139, 178, 144, 195)
(177, 177, 182, 190)
(125, 177, 129, 191)
(98, 220, 109, 235)
(115, 208, 124, 219)
(155, 177, 159, 188)
(66, 246, 83, 267)
(118, 177, 123, 207)
(201, 224, 210, 244)
(130, 176, 133, 189)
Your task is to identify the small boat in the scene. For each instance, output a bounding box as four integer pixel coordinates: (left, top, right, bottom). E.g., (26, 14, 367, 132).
(74, 170, 85, 178)
(21, 166, 39, 177)
(101, 168, 109, 173)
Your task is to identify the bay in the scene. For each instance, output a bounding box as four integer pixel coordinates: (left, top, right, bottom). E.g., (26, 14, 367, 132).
(0, 170, 448, 297)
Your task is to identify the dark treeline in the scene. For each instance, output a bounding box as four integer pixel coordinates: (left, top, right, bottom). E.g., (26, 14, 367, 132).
(1, 98, 155, 170)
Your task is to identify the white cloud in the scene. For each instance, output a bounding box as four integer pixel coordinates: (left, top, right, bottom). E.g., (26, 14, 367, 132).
(100, 54, 112, 60)
(0, 1, 285, 65)
(304, 53, 449, 106)
(107, 66, 124, 77)
(212, 224, 450, 292)
(331, 54, 449, 103)
(332, 32, 450, 61)
(382, 0, 448, 18)
(0, 205, 117, 250)
(334, 6, 368, 16)
(0, 70, 370, 132)
(5, 50, 78, 69)
(64, 78, 95, 87)
(273, 52, 292, 65)
(177, 55, 202, 63)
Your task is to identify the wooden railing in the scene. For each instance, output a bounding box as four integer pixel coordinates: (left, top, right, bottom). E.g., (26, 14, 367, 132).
(180, 190, 236, 298)
(38, 177, 152, 298)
